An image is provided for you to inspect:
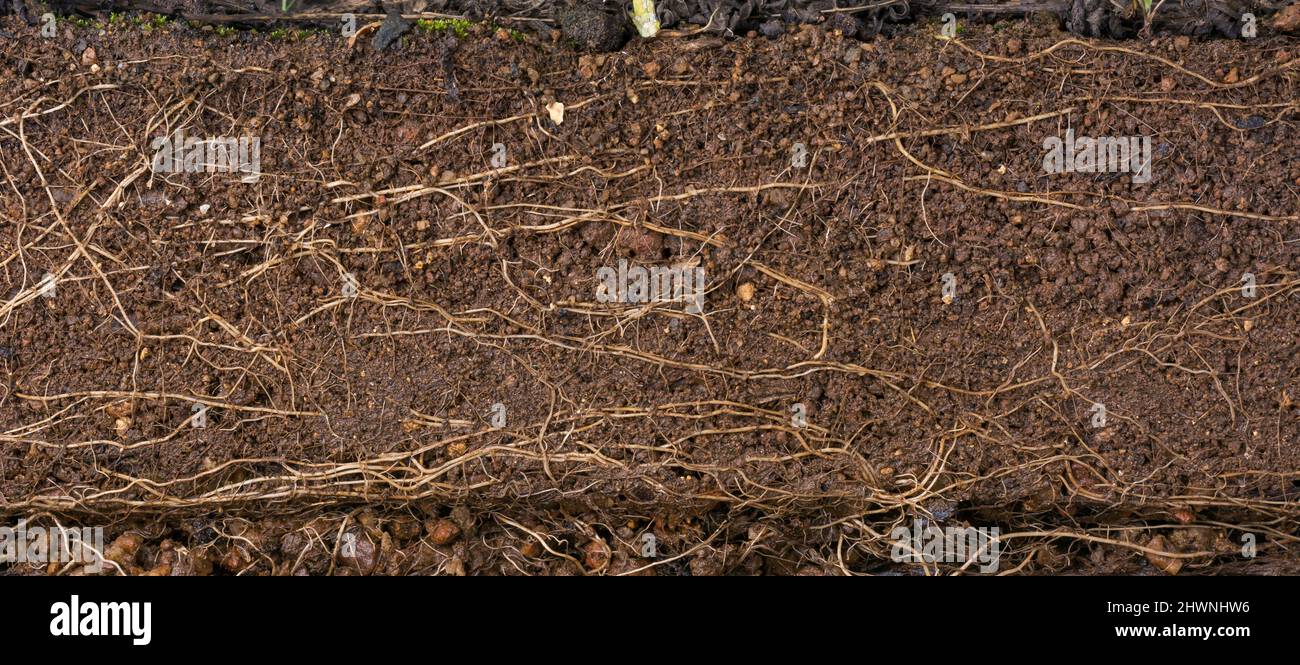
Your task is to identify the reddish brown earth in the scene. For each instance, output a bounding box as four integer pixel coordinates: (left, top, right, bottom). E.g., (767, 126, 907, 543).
(1, 14, 1297, 575)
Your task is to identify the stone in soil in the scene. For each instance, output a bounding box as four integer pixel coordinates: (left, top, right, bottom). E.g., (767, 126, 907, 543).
(373, 11, 413, 51)
(558, 4, 627, 52)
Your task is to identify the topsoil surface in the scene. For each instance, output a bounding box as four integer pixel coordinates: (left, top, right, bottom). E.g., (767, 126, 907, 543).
(0, 10, 1298, 575)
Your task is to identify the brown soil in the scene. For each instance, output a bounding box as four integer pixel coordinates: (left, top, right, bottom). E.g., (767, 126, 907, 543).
(1, 13, 1298, 575)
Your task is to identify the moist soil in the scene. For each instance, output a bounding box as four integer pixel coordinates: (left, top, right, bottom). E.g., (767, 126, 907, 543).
(0, 11, 1298, 575)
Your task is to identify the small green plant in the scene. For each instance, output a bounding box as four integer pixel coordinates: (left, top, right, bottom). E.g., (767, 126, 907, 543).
(281, 0, 295, 13)
(139, 13, 169, 31)
(216, 26, 236, 37)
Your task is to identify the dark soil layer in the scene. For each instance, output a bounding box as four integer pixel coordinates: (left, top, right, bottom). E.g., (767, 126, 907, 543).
(1, 14, 1298, 575)
(15, 0, 1300, 39)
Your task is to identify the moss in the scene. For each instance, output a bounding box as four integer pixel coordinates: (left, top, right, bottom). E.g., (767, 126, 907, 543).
(416, 18, 472, 38)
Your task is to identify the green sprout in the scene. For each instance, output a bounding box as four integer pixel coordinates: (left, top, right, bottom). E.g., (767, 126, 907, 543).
(630, 0, 659, 38)
(1136, 0, 1165, 38)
